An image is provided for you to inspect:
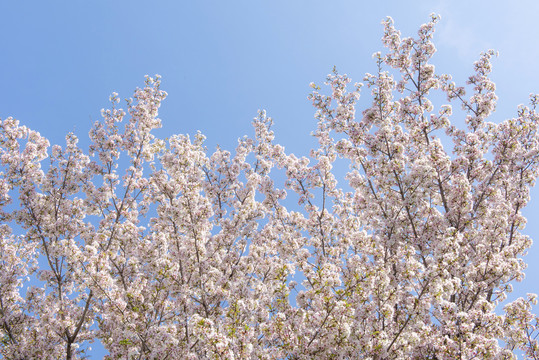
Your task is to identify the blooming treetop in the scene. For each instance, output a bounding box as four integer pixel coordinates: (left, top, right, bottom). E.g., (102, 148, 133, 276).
(1, 15, 539, 359)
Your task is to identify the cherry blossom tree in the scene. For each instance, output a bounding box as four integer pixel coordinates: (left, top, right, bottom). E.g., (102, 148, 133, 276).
(2, 15, 539, 359)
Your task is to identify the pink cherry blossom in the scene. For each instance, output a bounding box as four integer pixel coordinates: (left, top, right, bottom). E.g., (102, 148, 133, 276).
(1, 17, 539, 359)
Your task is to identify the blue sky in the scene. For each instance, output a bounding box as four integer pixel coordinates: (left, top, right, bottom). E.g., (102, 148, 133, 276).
(1, 1, 539, 357)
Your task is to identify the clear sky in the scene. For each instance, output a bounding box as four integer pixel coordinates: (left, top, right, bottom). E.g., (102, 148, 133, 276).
(1, 1, 539, 358)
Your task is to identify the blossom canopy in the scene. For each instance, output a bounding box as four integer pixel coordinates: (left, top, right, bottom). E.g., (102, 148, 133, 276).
(1, 15, 539, 359)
